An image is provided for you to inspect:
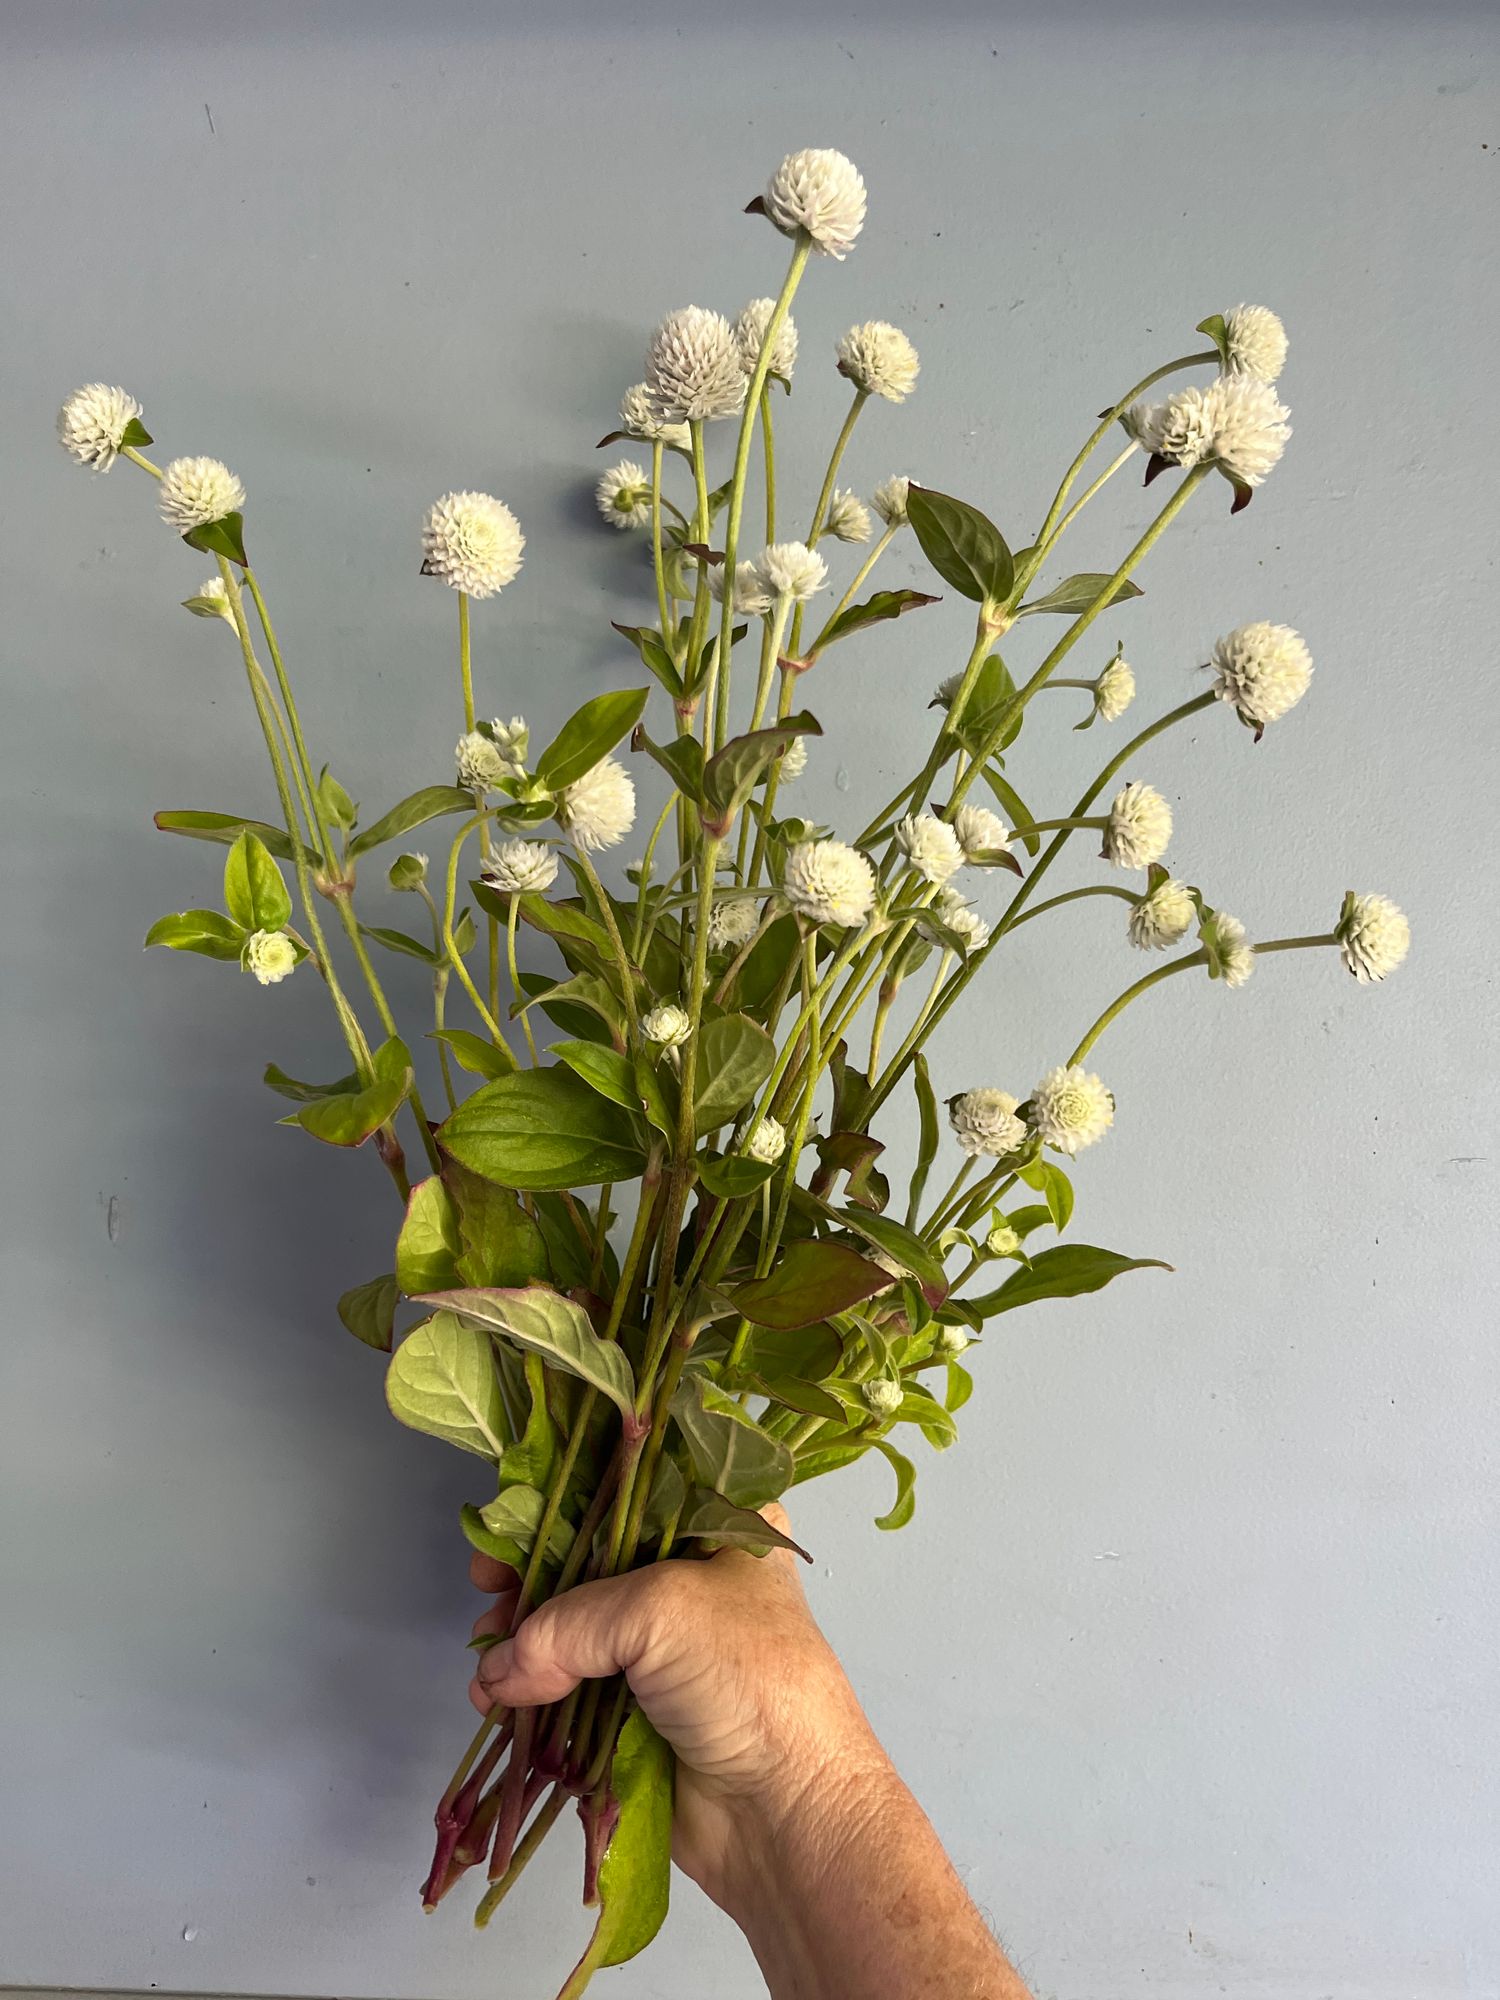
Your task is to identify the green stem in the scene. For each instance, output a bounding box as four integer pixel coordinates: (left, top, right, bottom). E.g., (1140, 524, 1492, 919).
(1005, 883, 1137, 930)
(922, 1157, 976, 1240)
(650, 441, 672, 643)
(1068, 951, 1206, 1065)
(806, 522, 897, 656)
(759, 937, 820, 1275)
(759, 383, 777, 545)
(806, 387, 869, 549)
(442, 817, 511, 1047)
(507, 895, 537, 1062)
(472, 1785, 567, 1931)
(629, 794, 678, 962)
(1253, 934, 1338, 956)
(1041, 442, 1139, 552)
(572, 843, 637, 1049)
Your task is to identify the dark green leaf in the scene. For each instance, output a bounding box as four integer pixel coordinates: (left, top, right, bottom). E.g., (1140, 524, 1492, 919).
(316, 767, 358, 829)
(632, 725, 705, 803)
(337, 1272, 398, 1352)
(429, 1027, 517, 1079)
(828, 1208, 948, 1308)
(906, 1053, 941, 1227)
(462, 1486, 573, 1570)
(290, 1036, 412, 1148)
(671, 1374, 793, 1508)
(143, 909, 244, 961)
(965, 1244, 1172, 1317)
(347, 786, 474, 860)
(906, 484, 1014, 606)
(1016, 574, 1145, 618)
(441, 1068, 647, 1190)
(728, 912, 800, 1015)
(815, 588, 941, 650)
(499, 1354, 560, 1492)
(223, 830, 291, 933)
(676, 1488, 811, 1560)
(119, 416, 153, 449)
(534, 687, 650, 793)
(419, 1285, 637, 1419)
(726, 1239, 891, 1331)
(444, 1164, 552, 1289)
(264, 1060, 362, 1102)
(697, 1151, 777, 1199)
(693, 1014, 775, 1134)
(530, 1192, 593, 1291)
(550, 1040, 642, 1114)
(612, 623, 685, 699)
(516, 971, 629, 1046)
(700, 713, 823, 829)
(953, 652, 1023, 755)
(361, 922, 442, 966)
(154, 810, 318, 866)
(395, 1176, 462, 1296)
(747, 1374, 846, 1423)
(182, 510, 248, 566)
(982, 767, 1041, 856)
(741, 1320, 844, 1384)
(385, 1311, 507, 1461)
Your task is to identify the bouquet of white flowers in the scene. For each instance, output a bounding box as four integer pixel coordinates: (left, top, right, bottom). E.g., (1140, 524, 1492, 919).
(59, 145, 1408, 1998)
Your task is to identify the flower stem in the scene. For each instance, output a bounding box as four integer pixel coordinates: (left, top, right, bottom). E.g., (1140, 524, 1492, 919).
(806, 522, 897, 656)
(1068, 950, 1206, 1065)
(759, 383, 777, 545)
(507, 895, 537, 1063)
(1003, 883, 1137, 930)
(650, 441, 672, 643)
(442, 816, 511, 1048)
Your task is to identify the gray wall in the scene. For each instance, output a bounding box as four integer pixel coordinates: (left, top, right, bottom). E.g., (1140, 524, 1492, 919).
(3, 3, 1496, 1996)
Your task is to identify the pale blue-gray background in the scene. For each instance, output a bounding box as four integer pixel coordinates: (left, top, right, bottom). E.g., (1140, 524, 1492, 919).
(2, 3, 1496, 1996)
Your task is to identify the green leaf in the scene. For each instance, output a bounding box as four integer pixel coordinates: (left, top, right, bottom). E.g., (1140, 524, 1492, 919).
(439, 1068, 647, 1190)
(612, 622, 685, 699)
(953, 652, 1023, 755)
(945, 1358, 974, 1412)
(263, 1060, 362, 1102)
(728, 912, 800, 1015)
(385, 1311, 507, 1461)
(462, 1486, 573, 1570)
(560, 1712, 673, 1979)
(726, 1239, 891, 1331)
(740, 1321, 844, 1384)
(154, 810, 318, 866)
(430, 1027, 516, 1079)
(982, 767, 1041, 857)
(965, 1244, 1172, 1317)
(693, 1014, 776, 1134)
(182, 510, 248, 566)
(395, 1177, 462, 1296)
(119, 415, 153, 449)
(291, 1036, 412, 1147)
(676, 1489, 811, 1560)
(223, 830, 292, 932)
(872, 1438, 917, 1530)
(748, 1373, 847, 1422)
(1016, 574, 1145, 618)
(444, 1165, 552, 1289)
(828, 1208, 948, 1309)
(528, 1192, 593, 1291)
(347, 786, 475, 859)
(671, 1375, 794, 1508)
(1196, 312, 1230, 365)
(419, 1285, 637, 1420)
(632, 726, 705, 803)
(500, 1354, 560, 1491)
(906, 484, 1014, 607)
(697, 1151, 777, 1200)
(700, 714, 823, 830)
(815, 588, 941, 649)
(515, 971, 629, 1047)
(792, 1435, 874, 1486)
(550, 1041, 642, 1116)
(360, 922, 442, 966)
(337, 1272, 398, 1352)
(642, 1453, 687, 1540)
(316, 767, 358, 829)
(906, 1053, 940, 1227)
(896, 1384, 958, 1450)
(534, 687, 650, 793)
(144, 909, 245, 961)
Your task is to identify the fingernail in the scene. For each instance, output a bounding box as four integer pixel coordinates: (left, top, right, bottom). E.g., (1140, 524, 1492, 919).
(478, 1638, 514, 1686)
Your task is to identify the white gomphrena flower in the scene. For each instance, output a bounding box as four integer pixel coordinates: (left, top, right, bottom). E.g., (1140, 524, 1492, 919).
(456, 731, 508, 794)
(896, 812, 966, 886)
(708, 897, 761, 952)
(596, 459, 651, 530)
(746, 1115, 788, 1166)
(244, 929, 297, 986)
(57, 383, 143, 471)
(762, 147, 867, 260)
(836, 321, 920, 403)
(1127, 876, 1195, 950)
(1120, 401, 1165, 451)
(779, 735, 809, 781)
(825, 488, 873, 544)
(422, 491, 524, 598)
(935, 1323, 970, 1355)
(948, 1087, 1027, 1159)
(872, 475, 910, 527)
(481, 838, 558, 894)
(861, 1377, 903, 1416)
(1148, 376, 1292, 490)
(1095, 653, 1136, 722)
(560, 755, 637, 852)
(618, 382, 691, 450)
(487, 716, 530, 777)
(1030, 1065, 1114, 1156)
(952, 804, 1009, 858)
(182, 575, 235, 624)
(704, 557, 774, 615)
(932, 670, 964, 709)
(782, 838, 877, 929)
(986, 1222, 1022, 1259)
(642, 1001, 692, 1048)
(646, 307, 746, 424)
(936, 889, 991, 954)
(1335, 892, 1411, 984)
(158, 456, 246, 532)
(755, 540, 828, 604)
(1205, 910, 1255, 988)
(1209, 622, 1313, 732)
(1223, 304, 1289, 383)
(734, 298, 799, 380)
(1103, 782, 1173, 869)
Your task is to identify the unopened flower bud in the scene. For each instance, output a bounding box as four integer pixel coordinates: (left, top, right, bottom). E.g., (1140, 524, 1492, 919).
(860, 1377, 903, 1417)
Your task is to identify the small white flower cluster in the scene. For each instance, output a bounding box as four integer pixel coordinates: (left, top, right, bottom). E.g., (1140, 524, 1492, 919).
(872, 475, 911, 527)
(422, 491, 525, 598)
(762, 148, 867, 260)
(642, 1002, 692, 1049)
(481, 839, 558, 895)
(734, 299, 799, 381)
(745, 1115, 788, 1165)
(782, 838, 877, 929)
(778, 735, 808, 782)
(182, 575, 234, 624)
(1031, 1065, 1114, 1155)
(861, 1377, 903, 1417)
(936, 886, 990, 954)
(757, 540, 828, 604)
(1128, 876, 1195, 950)
(952, 805, 1009, 858)
(1103, 782, 1173, 869)
(985, 1223, 1021, 1260)
(949, 1088, 1026, 1158)
(1201, 908, 1256, 988)
(645, 306, 746, 425)
(1094, 652, 1136, 722)
(1126, 375, 1291, 493)
(825, 489, 873, 543)
(57, 383, 142, 472)
(1223, 304, 1289, 383)
(896, 812, 965, 886)
(705, 559, 771, 614)
(559, 755, 637, 852)
(244, 929, 297, 986)
(456, 716, 528, 796)
(1336, 892, 1410, 983)
(596, 460, 652, 530)
(618, 382, 690, 451)
(159, 456, 246, 532)
(836, 321, 920, 403)
(1209, 622, 1313, 731)
(707, 898, 761, 952)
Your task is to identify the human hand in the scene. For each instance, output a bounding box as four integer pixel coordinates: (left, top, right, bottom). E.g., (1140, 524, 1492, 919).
(467, 1508, 892, 1912)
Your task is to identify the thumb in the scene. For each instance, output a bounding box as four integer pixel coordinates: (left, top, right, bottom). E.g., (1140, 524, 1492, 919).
(477, 1567, 669, 1709)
